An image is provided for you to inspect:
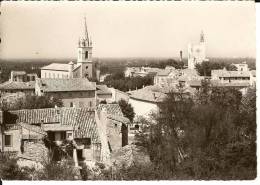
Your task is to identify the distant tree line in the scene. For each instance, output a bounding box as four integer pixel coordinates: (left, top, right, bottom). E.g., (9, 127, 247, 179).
(195, 59, 256, 76)
(196, 61, 238, 76)
(103, 71, 153, 92)
(0, 60, 47, 83)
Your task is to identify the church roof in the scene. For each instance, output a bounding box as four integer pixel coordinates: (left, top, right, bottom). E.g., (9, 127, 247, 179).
(41, 63, 71, 72)
(37, 78, 96, 92)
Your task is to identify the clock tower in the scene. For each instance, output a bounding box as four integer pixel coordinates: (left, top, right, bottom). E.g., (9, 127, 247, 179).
(77, 17, 94, 79)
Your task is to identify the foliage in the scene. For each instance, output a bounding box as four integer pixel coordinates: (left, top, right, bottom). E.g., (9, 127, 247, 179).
(118, 99, 135, 122)
(134, 84, 256, 180)
(0, 94, 63, 111)
(0, 156, 31, 180)
(37, 158, 78, 180)
(103, 72, 153, 92)
(195, 61, 241, 76)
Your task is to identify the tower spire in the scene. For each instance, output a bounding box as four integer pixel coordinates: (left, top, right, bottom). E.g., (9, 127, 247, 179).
(84, 16, 90, 45)
(200, 30, 205, 43)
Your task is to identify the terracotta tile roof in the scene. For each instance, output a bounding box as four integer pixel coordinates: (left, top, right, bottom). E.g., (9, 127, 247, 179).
(19, 122, 46, 136)
(129, 88, 167, 103)
(37, 78, 96, 92)
(0, 81, 35, 90)
(7, 107, 100, 143)
(107, 114, 130, 125)
(97, 104, 124, 117)
(9, 108, 60, 124)
(41, 63, 71, 71)
(97, 85, 112, 95)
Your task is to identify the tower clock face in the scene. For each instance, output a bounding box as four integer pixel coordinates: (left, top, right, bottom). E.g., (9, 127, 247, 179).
(196, 48, 201, 53)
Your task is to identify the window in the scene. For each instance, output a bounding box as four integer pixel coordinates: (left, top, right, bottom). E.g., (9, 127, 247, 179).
(70, 102, 73, 107)
(60, 132, 66, 140)
(67, 132, 73, 139)
(4, 134, 12, 147)
(85, 138, 91, 149)
(89, 101, 92, 107)
(85, 51, 88, 59)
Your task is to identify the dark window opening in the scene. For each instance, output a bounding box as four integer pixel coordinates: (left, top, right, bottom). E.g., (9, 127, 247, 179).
(60, 132, 66, 140)
(4, 135, 12, 147)
(85, 138, 91, 149)
(77, 149, 84, 161)
(48, 132, 55, 141)
(85, 51, 88, 59)
(135, 125, 139, 129)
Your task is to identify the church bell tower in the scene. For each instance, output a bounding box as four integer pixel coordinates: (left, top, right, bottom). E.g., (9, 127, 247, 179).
(77, 17, 94, 78)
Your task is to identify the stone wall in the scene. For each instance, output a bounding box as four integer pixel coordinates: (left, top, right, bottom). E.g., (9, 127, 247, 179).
(21, 140, 49, 162)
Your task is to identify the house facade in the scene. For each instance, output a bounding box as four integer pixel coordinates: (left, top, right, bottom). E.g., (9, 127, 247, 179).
(0, 105, 129, 166)
(35, 78, 96, 108)
(128, 88, 167, 118)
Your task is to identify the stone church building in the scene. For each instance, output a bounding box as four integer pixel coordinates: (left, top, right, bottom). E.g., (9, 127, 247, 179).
(41, 18, 99, 80)
(187, 31, 208, 70)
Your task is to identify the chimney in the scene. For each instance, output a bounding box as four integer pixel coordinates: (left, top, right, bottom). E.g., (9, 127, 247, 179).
(68, 61, 74, 79)
(180, 50, 183, 62)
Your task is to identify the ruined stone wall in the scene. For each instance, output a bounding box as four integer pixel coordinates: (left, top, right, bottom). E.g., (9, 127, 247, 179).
(21, 140, 49, 162)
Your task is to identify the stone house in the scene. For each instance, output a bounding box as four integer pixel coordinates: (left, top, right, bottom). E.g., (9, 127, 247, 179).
(96, 85, 130, 104)
(0, 105, 129, 166)
(35, 78, 97, 108)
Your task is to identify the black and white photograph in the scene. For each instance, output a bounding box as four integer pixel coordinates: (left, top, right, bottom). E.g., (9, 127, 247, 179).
(0, 1, 257, 181)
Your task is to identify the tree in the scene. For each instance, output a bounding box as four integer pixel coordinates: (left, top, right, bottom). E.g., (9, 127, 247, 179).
(0, 156, 31, 180)
(118, 99, 135, 123)
(37, 158, 79, 180)
(0, 94, 63, 111)
(134, 84, 256, 180)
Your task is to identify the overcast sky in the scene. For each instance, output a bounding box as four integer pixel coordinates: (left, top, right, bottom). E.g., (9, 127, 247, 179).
(0, 1, 256, 59)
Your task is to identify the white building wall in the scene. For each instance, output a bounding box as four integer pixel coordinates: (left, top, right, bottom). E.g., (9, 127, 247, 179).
(41, 70, 69, 79)
(129, 98, 159, 118)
